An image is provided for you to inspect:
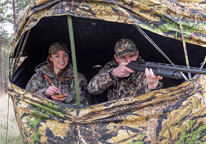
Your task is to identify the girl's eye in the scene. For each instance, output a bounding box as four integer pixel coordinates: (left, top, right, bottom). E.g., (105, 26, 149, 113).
(55, 55, 59, 57)
(64, 54, 68, 57)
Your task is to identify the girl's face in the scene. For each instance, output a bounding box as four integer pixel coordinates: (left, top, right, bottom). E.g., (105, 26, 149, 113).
(49, 50, 69, 74)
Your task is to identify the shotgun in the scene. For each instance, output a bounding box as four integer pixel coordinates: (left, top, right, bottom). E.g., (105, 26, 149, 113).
(126, 61, 206, 79)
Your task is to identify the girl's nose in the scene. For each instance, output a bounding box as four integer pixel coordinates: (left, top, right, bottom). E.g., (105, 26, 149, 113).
(60, 56, 64, 61)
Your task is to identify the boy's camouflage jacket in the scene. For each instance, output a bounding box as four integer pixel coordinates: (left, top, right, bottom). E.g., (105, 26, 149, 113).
(88, 57, 163, 101)
(25, 62, 89, 106)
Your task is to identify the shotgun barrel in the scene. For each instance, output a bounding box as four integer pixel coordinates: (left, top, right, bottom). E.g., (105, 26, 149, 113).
(126, 61, 206, 79)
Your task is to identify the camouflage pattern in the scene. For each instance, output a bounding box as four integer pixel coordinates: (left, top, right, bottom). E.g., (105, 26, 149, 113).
(48, 42, 69, 55)
(88, 57, 162, 101)
(114, 38, 137, 58)
(7, 0, 206, 143)
(9, 0, 206, 58)
(25, 62, 89, 106)
(8, 74, 206, 143)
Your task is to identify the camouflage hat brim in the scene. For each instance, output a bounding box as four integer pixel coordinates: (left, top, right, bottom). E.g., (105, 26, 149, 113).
(118, 49, 137, 58)
(49, 42, 69, 55)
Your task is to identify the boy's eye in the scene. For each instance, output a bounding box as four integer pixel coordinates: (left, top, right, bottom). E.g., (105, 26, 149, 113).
(55, 55, 59, 57)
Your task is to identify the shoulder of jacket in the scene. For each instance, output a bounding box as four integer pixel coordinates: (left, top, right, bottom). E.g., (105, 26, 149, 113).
(34, 61, 47, 71)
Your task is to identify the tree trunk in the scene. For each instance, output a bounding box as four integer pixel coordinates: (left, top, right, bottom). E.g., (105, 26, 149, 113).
(3, 46, 7, 93)
(13, 0, 17, 26)
(0, 37, 4, 94)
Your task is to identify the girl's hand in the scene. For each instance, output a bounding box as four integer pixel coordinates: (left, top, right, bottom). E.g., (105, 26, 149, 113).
(45, 86, 59, 96)
(51, 94, 68, 102)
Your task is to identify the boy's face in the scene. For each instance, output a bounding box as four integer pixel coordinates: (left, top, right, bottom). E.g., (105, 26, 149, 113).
(114, 50, 139, 64)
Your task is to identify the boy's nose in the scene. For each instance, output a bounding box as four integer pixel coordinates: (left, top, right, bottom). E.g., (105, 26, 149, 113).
(126, 58, 131, 63)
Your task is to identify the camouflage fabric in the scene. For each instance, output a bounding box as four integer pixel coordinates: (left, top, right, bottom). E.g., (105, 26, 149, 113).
(7, 0, 206, 143)
(48, 42, 69, 55)
(8, 74, 206, 143)
(9, 0, 206, 57)
(88, 57, 162, 101)
(114, 38, 137, 58)
(25, 62, 89, 106)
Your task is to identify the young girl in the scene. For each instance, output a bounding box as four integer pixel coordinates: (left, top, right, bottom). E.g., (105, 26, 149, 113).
(25, 42, 89, 106)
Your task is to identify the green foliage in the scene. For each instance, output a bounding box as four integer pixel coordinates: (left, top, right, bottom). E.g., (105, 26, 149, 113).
(176, 120, 206, 144)
(0, 0, 30, 93)
(1, 29, 10, 43)
(1, 29, 11, 92)
(0, 0, 30, 34)
(0, 0, 13, 40)
(158, 13, 200, 40)
(128, 133, 146, 144)
(26, 117, 42, 142)
(0, 0, 13, 23)
(16, 0, 30, 16)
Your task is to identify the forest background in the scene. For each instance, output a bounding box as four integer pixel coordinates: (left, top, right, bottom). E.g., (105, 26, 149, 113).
(1, 0, 30, 94)
(0, 0, 30, 143)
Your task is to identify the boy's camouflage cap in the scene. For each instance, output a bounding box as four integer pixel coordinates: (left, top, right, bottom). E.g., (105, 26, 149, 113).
(48, 42, 69, 55)
(114, 38, 137, 58)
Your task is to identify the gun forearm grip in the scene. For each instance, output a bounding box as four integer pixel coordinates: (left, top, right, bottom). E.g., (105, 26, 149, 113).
(126, 61, 183, 79)
(152, 69, 183, 79)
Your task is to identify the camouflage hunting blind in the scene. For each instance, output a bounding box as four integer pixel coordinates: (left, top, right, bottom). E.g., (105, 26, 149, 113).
(8, 0, 206, 143)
